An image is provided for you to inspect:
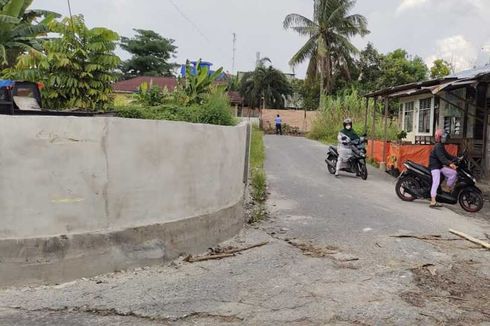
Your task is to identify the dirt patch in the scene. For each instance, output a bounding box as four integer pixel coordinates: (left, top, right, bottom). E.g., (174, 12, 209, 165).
(404, 261, 490, 323)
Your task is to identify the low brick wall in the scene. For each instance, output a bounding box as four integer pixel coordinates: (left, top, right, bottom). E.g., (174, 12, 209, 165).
(261, 109, 318, 133)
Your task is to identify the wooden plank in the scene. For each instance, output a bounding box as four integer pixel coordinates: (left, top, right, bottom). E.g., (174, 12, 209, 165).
(449, 229, 490, 250)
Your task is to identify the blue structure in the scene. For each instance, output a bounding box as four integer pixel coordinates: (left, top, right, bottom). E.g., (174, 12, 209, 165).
(0, 80, 15, 88)
(180, 61, 226, 80)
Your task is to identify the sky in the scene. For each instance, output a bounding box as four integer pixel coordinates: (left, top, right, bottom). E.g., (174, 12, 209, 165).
(34, 0, 490, 78)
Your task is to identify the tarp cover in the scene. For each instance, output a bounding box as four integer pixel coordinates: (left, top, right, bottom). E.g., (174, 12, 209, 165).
(367, 140, 459, 171)
(0, 80, 14, 88)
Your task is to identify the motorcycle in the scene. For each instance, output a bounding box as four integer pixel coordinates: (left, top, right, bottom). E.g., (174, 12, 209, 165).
(325, 136, 368, 180)
(395, 152, 484, 212)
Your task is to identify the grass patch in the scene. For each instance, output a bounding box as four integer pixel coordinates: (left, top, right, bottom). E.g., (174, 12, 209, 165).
(249, 127, 267, 223)
(250, 127, 266, 202)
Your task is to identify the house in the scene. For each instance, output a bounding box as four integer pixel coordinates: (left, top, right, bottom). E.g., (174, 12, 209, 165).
(365, 65, 490, 178)
(112, 76, 178, 94)
(112, 76, 243, 107)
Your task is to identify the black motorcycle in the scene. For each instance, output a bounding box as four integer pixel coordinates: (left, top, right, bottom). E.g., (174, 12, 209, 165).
(395, 153, 484, 212)
(325, 136, 368, 180)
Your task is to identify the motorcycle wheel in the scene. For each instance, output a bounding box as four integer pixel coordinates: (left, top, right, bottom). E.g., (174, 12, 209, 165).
(326, 156, 337, 175)
(395, 176, 418, 202)
(359, 163, 368, 180)
(459, 188, 484, 213)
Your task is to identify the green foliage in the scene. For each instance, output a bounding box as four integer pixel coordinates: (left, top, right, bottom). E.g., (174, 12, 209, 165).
(284, 0, 369, 94)
(250, 126, 267, 204)
(377, 49, 428, 88)
(115, 88, 236, 126)
(358, 42, 384, 93)
(120, 29, 178, 78)
(240, 63, 293, 109)
(134, 82, 169, 106)
(180, 60, 225, 105)
(430, 59, 452, 79)
(0, 0, 59, 68)
(5, 15, 120, 110)
(397, 130, 407, 141)
(308, 88, 400, 143)
(293, 77, 320, 110)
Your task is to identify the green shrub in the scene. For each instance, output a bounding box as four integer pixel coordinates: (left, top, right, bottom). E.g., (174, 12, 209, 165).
(114, 89, 237, 126)
(250, 127, 266, 202)
(308, 88, 399, 143)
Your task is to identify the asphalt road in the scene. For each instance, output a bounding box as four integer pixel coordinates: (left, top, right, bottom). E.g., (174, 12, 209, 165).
(0, 135, 489, 325)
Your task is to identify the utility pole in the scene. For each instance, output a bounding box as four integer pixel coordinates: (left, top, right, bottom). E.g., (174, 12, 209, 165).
(256, 52, 261, 68)
(232, 33, 237, 75)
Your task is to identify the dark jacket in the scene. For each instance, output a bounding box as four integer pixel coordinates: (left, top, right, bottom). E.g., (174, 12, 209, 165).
(429, 143, 456, 170)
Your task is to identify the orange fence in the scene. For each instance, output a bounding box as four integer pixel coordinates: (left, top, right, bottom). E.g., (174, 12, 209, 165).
(367, 140, 459, 171)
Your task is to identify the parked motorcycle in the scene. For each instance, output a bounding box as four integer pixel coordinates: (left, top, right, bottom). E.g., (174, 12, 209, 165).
(325, 136, 368, 180)
(395, 152, 484, 212)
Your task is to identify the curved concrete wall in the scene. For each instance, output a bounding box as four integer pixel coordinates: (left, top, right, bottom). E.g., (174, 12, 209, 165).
(0, 116, 248, 286)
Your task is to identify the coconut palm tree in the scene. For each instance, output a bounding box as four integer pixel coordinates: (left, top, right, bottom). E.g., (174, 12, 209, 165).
(0, 0, 59, 68)
(239, 62, 293, 110)
(284, 0, 369, 95)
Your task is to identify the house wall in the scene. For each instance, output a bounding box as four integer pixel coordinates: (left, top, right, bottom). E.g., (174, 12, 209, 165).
(399, 94, 435, 142)
(261, 109, 319, 133)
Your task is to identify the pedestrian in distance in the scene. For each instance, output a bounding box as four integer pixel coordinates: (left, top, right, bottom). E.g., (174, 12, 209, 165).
(275, 114, 283, 135)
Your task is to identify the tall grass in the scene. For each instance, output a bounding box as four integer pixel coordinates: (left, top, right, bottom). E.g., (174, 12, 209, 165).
(250, 127, 266, 203)
(308, 89, 399, 143)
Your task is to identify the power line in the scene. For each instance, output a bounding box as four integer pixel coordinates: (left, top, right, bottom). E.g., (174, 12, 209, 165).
(167, 0, 211, 43)
(167, 0, 232, 70)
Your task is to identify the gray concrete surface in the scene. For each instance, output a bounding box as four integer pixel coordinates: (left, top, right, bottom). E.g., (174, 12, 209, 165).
(0, 116, 247, 286)
(0, 135, 488, 325)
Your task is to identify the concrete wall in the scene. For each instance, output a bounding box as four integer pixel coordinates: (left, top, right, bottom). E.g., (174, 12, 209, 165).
(0, 116, 248, 286)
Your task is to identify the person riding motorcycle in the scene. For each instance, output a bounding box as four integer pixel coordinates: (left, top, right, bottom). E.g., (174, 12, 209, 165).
(429, 129, 457, 208)
(336, 118, 360, 176)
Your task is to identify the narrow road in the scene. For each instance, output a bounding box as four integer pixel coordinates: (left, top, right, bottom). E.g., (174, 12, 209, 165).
(0, 136, 488, 325)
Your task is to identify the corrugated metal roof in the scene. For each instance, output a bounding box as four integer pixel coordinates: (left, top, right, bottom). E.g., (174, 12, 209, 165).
(448, 65, 490, 79)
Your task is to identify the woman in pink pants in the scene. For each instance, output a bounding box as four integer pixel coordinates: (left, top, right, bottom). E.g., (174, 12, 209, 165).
(428, 129, 458, 208)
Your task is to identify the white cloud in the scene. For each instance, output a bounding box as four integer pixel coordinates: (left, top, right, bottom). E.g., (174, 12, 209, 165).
(425, 35, 478, 72)
(396, 0, 429, 13)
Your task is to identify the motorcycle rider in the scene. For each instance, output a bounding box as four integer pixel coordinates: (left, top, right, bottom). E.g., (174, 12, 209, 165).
(336, 118, 360, 176)
(429, 129, 457, 208)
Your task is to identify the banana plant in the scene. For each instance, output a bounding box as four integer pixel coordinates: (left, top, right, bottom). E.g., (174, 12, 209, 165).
(0, 0, 59, 68)
(181, 60, 224, 104)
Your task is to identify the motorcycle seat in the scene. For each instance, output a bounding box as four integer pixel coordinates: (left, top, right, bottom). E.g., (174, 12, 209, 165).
(405, 160, 431, 175)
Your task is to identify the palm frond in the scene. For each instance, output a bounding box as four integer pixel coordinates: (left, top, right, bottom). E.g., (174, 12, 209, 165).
(288, 34, 318, 67)
(283, 13, 316, 30)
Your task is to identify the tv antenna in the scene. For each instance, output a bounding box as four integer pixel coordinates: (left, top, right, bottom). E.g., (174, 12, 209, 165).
(232, 33, 237, 74)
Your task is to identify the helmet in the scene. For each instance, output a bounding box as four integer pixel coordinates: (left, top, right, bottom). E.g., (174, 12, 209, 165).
(343, 118, 353, 129)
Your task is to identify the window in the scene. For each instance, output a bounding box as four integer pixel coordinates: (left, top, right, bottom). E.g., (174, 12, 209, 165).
(418, 98, 432, 134)
(403, 102, 414, 132)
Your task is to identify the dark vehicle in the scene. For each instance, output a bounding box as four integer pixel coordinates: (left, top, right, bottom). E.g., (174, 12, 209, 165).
(395, 153, 484, 212)
(0, 80, 112, 117)
(325, 136, 368, 180)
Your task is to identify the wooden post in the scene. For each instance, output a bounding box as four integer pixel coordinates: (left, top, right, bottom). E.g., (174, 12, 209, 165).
(481, 84, 489, 177)
(381, 97, 389, 170)
(364, 97, 369, 135)
(463, 93, 469, 139)
(370, 97, 377, 159)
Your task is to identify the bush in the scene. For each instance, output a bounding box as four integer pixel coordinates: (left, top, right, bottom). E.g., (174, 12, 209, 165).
(308, 88, 399, 143)
(115, 89, 237, 126)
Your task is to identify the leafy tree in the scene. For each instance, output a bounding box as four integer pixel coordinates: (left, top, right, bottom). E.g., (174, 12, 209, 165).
(0, 0, 59, 68)
(283, 0, 369, 94)
(5, 15, 121, 110)
(120, 29, 177, 78)
(358, 42, 384, 93)
(430, 59, 452, 79)
(239, 63, 293, 109)
(377, 49, 428, 88)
